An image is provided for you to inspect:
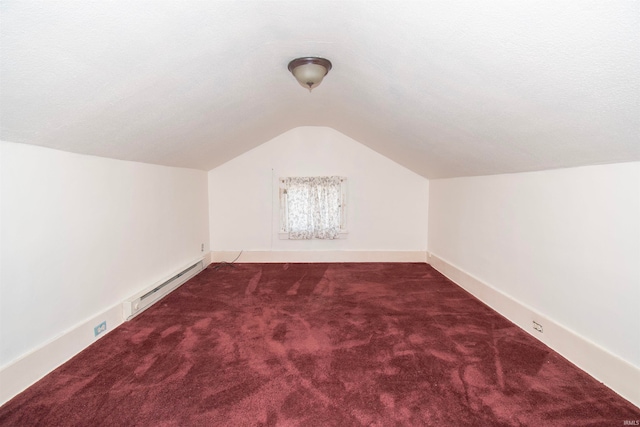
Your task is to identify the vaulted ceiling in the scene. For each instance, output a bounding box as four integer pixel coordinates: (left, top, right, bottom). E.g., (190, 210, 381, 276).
(1, 1, 638, 178)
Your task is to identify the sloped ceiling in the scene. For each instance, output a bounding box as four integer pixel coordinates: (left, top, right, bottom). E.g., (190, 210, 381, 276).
(1, 1, 638, 179)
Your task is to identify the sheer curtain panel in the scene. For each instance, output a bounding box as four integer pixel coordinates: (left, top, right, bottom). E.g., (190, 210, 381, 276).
(280, 176, 347, 240)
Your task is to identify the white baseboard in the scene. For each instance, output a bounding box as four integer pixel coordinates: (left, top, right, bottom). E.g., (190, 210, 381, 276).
(0, 256, 213, 407)
(211, 250, 428, 263)
(427, 252, 640, 408)
(202, 250, 212, 266)
(0, 304, 123, 406)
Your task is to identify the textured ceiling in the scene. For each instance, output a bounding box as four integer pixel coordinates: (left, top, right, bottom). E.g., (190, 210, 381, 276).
(1, 1, 638, 178)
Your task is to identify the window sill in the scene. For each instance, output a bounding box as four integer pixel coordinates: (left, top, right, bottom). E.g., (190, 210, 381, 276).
(278, 231, 348, 240)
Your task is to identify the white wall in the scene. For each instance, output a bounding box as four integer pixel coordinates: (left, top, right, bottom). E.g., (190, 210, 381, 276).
(0, 141, 210, 368)
(208, 127, 429, 255)
(428, 162, 640, 369)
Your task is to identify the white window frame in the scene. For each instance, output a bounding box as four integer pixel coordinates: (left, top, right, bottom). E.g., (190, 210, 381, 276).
(279, 176, 348, 240)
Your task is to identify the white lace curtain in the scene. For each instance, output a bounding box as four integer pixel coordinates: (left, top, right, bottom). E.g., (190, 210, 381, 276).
(281, 176, 344, 240)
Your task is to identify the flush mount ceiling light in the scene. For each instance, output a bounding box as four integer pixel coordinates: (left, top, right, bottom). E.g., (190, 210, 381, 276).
(288, 57, 332, 92)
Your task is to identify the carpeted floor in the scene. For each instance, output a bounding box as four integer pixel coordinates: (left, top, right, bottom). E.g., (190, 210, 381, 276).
(0, 263, 638, 426)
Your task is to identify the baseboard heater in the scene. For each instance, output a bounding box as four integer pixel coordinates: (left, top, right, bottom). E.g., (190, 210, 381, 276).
(123, 258, 204, 320)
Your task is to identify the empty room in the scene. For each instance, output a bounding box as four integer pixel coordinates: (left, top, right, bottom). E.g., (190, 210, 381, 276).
(1, 1, 639, 425)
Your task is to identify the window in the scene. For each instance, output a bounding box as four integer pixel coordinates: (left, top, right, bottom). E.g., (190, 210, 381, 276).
(279, 176, 347, 240)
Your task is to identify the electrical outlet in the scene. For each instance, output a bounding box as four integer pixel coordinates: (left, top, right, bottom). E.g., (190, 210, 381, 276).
(532, 321, 543, 333)
(201, 243, 204, 252)
(94, 321, 107, 337)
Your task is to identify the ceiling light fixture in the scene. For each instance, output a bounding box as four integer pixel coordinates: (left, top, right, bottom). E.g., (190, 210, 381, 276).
(288, 57, 332, 92)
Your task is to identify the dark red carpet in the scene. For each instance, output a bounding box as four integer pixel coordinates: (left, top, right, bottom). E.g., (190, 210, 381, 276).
(1, 263, 638, 426)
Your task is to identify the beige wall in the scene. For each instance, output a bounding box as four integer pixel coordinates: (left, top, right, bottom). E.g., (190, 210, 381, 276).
(428, 162, 640, 368)
(208, 127, 429, 254)
(0, 141, 210, 367)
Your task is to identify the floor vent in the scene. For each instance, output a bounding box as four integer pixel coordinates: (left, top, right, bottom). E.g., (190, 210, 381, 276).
(123, 259, 204, 320)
